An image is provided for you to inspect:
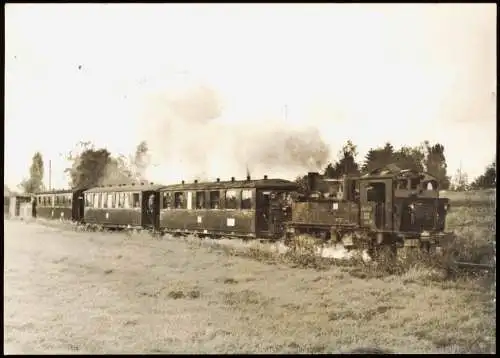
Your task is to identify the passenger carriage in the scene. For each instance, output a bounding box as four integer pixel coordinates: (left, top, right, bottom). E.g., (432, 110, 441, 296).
(33, 189, 86, 221)
(83, 183, 165, 229)
(158, 176, 298, 239)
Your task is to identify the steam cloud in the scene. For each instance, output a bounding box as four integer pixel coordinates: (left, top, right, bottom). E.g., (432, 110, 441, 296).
(138, 82, 330, 184)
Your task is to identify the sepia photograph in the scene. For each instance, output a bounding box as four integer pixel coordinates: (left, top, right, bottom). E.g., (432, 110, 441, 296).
(4, 3, 496, 354)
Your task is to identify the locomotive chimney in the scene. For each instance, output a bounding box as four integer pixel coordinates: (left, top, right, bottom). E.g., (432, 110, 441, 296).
(246, 175, 251, 181)
(307, 172, 320, 192)
(194, 179, 198, 184)
(216, 178, 220, 182)
(231, 177, 235, 182)
(264, 175, 268, 180)
(181, 180, 185, 184)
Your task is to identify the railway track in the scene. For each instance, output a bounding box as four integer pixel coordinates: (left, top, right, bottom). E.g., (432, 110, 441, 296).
(453, 261, 496, 271)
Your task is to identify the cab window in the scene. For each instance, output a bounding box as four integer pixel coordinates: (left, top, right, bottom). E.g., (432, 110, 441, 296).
(410, 178, 420, 190)
(397, 179, 408, 190)
(423, 180, 438, 191)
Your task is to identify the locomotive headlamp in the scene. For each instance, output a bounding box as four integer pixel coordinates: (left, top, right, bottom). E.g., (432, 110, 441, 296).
(409, 203, 415, 211)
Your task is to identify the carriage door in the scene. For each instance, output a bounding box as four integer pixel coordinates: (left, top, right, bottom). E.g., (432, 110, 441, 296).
(72, 190, 85, 222)
(142, 191, 160, 229)
(256, 190, 271, 235)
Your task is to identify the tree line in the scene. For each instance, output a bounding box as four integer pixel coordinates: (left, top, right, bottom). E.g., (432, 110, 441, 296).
(15, 139, 496, 194)
(16, 141, 151, 193)
(297, 140, 496, 192)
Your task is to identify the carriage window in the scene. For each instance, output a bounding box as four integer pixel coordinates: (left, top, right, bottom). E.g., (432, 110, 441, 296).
(117, 193, 123, 208)
(195, 191, 205, 209)
(174, 192, 185, 209)
(68, 195, 72, 206)
(241, 190, 252, 209)
(93, 193, 99, 208)
(225, 190, 238, 209)
(49, 196, 53, 207)
(111, 193, 116, 208)
(123, 193, 130, 208)
(162, 192, 172, 209)
(132, 193, 140, 208)
(38, 197, 41, 205)
(55, 196, 60, 205)
(209, 191, 220, 209)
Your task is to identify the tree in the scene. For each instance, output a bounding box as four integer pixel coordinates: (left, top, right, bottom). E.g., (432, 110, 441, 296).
(424, 141, 450, 189)
(392, 145, 425, 172)
(324, 140, 360, 178)
(65, 145, 113, 189)
(471, 160, 496, 189)
(19, 152, 45, 193)
(294, 175, 309, 194)
(361, 142, 394, 174)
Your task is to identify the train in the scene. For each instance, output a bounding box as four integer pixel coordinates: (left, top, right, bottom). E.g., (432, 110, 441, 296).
(29, 165, 455, 259)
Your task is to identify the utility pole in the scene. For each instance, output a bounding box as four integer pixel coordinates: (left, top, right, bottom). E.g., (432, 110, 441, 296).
(49, 160, 52, 191)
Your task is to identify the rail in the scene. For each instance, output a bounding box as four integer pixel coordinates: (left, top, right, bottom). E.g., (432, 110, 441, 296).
(453, 261, 496, 271)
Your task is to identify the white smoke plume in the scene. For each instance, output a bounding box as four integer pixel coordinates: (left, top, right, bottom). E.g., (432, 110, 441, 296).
(138, 82, 330, 184)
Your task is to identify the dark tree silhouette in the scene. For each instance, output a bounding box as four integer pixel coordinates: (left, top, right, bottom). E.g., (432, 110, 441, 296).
(19, 152, 45, 193)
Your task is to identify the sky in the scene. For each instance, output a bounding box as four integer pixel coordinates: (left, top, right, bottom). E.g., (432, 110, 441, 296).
(4, 4, 497, 190)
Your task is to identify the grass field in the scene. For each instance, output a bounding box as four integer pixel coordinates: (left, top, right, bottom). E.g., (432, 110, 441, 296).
(440, 188, 496, 207)
(3, 197, 496, 354)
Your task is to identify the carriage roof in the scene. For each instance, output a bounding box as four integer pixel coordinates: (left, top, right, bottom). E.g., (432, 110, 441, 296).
(35, 189, 73, 195)
(160, 178, 299, 192)
(85, 183, 166, 193)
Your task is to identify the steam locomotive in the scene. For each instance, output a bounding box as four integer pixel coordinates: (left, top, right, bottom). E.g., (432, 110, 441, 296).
(30, 165, 454, 257)
(286, 165, 453, 257)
